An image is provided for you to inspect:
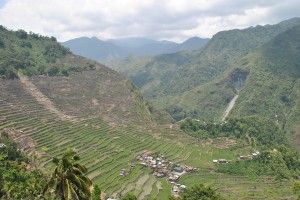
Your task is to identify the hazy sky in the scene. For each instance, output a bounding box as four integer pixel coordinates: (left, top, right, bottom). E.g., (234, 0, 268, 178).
(0, 0, 299, 42)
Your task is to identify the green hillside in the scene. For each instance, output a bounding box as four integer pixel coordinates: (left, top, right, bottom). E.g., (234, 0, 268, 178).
(0, 26, 81, 78)
(231, 25, 300, 121)
(110, 18, 300, 122)
(1, 26, 299, 199)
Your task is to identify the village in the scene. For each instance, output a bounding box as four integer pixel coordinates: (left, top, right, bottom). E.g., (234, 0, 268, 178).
(117, 149, 261, 198)
(135, 151, 197, 196)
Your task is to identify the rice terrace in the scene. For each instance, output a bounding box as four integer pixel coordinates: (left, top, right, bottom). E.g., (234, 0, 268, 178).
(1, 1, 300, 200)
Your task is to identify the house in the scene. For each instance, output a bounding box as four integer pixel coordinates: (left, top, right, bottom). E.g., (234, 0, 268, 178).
(151, 164, 157, 169)
(213, 159, 229, 164)
(184, 165, 194, 172)
(180, 185, 187, 190)
(172, 185, 179, 193)
(173, 166, 183, 173)
(154, 172, 165, 178)
(150, 160, 157, 165)
(239, 155, 252, 160)
(168, 174, 180, 182)
(218, 159, 228, 163)
(120, 169, 126, 176)
(0, 143, 6, 148)
(252, 151, 260, 157)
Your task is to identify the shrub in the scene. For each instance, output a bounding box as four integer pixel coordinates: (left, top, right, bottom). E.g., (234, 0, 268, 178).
(47, 66, 60, 76)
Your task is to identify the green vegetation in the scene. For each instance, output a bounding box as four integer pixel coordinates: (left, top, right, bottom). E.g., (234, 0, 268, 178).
(180, 117, 287, 147)
(1, 18, 300, 199)
(92, 184, 101, 200)
(43, 149, 93, 200)
(111, 18, 300, 123)
(217, 147, 300, 179)
(0, 132, 50, 199)
(181, 117, 300, 179)
(0, 26, 97, 79)
(294, 181, 300, 199)
(170, 184, 223, 200)
(0, 75, 294, 199)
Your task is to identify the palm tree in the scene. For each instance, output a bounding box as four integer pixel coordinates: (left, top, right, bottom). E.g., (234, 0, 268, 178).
(43, 149, 93, 200)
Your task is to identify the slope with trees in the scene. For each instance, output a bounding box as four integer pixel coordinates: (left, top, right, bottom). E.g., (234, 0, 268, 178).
(110, 18, 300, 122)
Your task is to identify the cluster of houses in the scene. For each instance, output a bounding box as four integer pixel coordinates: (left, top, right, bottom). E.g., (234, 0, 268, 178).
(238, 150, 260, 160)
(137, 151, 197, 196)
(213, 150, 260, 164)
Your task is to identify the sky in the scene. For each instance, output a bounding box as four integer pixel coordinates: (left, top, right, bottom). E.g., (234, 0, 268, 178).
(0, 0, 299, 42)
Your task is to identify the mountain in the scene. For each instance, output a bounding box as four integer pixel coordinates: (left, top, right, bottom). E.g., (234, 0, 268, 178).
(108, 37, 158, 48)
(109, 17, 300, 124)
(178, 36, 210, 51)
(62, 36, 209, 62)
(62, 36, 127, 62)
(1, 23, 300, 200)
(0, 26, 153, 125)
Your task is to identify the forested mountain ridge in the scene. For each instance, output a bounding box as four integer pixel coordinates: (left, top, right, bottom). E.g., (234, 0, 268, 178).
(230, 24, 300, 125)
(110, 17, 300, 123)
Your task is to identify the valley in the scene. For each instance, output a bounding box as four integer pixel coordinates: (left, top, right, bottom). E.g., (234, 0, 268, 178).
(107, 18, 300, 125)
(0, 11, 300, 200)
(0, 77, 295, 199)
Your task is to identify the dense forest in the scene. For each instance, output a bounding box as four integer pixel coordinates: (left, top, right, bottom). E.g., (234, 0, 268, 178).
(0, 26, 97, 79)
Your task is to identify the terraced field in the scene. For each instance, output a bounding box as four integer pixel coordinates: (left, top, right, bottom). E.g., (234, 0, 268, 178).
(0, 78, 295, 199)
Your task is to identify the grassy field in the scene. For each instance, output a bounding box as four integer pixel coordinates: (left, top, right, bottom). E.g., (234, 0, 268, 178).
(0, 78, 296, 199)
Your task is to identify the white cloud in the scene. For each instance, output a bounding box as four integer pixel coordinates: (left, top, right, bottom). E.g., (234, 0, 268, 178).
(0, 0, 299, 42)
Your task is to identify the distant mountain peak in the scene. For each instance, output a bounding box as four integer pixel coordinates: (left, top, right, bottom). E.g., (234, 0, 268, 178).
(62, 36, 209, 62)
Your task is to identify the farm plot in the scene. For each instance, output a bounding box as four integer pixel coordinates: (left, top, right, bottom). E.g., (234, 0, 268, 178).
(0, 79, 296, 199)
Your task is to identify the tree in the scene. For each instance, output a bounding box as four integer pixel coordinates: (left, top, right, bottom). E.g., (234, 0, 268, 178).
(178, 184, 223, 200)
(43, 149, 93, 200)
(92, 184, 101, 200)
(121, 192, 138, 200)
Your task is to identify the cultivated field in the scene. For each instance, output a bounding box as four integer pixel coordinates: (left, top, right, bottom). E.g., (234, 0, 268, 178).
(0, 78, 295, 199)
